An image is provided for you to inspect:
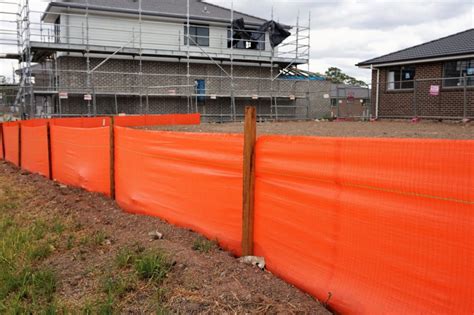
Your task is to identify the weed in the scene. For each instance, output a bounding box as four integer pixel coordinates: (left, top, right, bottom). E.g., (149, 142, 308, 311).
(51, 221, 65, 235)
(93, 231, 108, 246)
(66, 235, 75, 250)
(134, 251, 172, 283)
(80, 230, 107, 247)
(29, 243, 53, 261)
(102, 274, 136, 298)
(115, 247, 136, 269)
(82, 296, 115, 315)
(32, 220, 48, 240)
(31, 269, 57, 300)
(96, 296, 115, 315)
(192, 237, 218, 253)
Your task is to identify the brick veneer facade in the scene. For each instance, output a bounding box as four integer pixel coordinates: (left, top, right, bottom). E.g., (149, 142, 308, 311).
(370, 61, 474, 119)
(32, 56, 332, 120)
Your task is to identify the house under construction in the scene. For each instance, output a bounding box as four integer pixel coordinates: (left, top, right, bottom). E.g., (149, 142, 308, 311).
(1, 0, 339, 121)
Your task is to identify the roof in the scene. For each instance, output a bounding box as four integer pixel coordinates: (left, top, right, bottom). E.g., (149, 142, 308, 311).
(46, 0, 267, 25)
(357, 28, 474, 67)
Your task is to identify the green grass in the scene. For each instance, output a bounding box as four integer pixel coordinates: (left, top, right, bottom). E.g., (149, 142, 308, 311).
(0, 182, 173, 313)
(29, 242, 54, 260)
(66, 235, 75, 250)
(192, 237, 218, 253)
(0, 186, 59, 313)
(85, 247, 171, 314)
(80, 230, 108, 248)
(134, 251, 172, 283)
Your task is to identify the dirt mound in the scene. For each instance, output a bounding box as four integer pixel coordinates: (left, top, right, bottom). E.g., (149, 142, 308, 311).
(0, 161, 329, 313)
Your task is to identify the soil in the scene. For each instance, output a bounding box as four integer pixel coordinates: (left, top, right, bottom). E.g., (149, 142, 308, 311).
(0, 161, 329, 314)
(140, 120, 474, 139)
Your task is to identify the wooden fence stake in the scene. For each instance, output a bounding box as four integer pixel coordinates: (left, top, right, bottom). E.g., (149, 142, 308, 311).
(242, 106, 257, 256)
(47, 121, 53, 180)
(18, 123, 22, 168)
(0, 124, 5, 160)
(110, 116, 115, 199)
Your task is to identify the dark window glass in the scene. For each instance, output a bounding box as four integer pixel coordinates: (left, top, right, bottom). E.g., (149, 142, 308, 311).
(227, 29, 266, 50)
(184, 25, 209, 47)
(443, 60, 474, 87)
(54, 17, 61, 43)
(387, 67, 415, 90)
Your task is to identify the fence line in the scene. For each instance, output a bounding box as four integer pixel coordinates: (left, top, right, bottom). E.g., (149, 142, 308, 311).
(0, 111, 473, 314)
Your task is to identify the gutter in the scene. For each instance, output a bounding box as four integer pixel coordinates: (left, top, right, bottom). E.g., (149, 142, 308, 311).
(357, 53, 474, 68)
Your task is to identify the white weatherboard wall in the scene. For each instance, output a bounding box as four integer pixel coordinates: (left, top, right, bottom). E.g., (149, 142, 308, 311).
(63, 13, 272, 58)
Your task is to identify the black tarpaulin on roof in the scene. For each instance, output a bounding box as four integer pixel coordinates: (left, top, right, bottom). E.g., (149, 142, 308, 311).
(231, 18, 291, 48)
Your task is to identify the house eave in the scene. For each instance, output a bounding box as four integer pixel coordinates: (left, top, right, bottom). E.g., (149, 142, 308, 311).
(42, 2, 267, 26)
(357, 53, 474, 69)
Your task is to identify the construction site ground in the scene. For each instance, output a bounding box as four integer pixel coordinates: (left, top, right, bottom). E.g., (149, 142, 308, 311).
(0, 162, 329, 314)
(141, 119, 474, 139)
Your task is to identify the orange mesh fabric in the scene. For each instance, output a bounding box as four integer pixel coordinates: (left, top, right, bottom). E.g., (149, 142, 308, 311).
(21, 124, 49, 177)
(114, 113, 200, 127)
(51, 117, 110, 128)
(253, 135, 474, 314)
(50, 125, 110, 196)
(3, 122, 20, 166)
(114, 126, 243, 254)
(21, 119, 49, 127)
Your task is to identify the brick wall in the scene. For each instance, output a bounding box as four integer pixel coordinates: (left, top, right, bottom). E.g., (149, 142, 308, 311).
(53, 56, 332, 120)
(370, 62, 474, 119)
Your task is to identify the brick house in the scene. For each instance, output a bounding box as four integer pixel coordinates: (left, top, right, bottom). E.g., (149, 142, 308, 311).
(18, 0, 334, 120)
(357, 29, 474, 120)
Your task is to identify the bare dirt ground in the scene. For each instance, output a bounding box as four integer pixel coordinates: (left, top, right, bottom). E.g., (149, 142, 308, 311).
(0, 161, 329, 314)
(142, 120, 474, 139)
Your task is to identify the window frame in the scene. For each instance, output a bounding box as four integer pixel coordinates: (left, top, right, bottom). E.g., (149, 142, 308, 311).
(442, 59, 474, 88)
(184, 24, 210, 47)
(227, 28, 266, 51)
(386, 67, 415, 91)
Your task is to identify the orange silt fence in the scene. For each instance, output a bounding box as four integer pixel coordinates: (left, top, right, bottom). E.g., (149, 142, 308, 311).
(50, 116, 111, 128)
(20, 123, 49, 177)
(114, 126, 243, 255)
(20, 119, 49, 127)
(2, 122, 20, 166)
(253, 135, 474, 314)
(50, 125, 111, 196)
(114, 113, 200, 127)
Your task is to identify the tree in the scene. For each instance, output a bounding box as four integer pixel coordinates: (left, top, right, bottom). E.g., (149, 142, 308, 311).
(324, 67, 367, 87)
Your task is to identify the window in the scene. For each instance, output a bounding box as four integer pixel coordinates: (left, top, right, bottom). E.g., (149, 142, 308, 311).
(184, 25, 209, 46)
(54, 17, 61, 43)
(443, 60, 474, 87)
(387, 67, 415, 90)
(227, 29, 266, 50)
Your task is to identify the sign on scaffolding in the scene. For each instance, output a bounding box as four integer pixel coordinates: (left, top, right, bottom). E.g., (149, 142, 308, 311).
(84, 94, 92, 101)
(59, 92, 68, 99)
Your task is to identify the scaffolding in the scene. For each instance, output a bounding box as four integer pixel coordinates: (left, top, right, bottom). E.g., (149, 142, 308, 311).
(1, 0, 313, 121)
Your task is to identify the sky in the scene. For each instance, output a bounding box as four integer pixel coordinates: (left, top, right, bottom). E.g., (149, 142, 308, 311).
(0, 0, 473, 83)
